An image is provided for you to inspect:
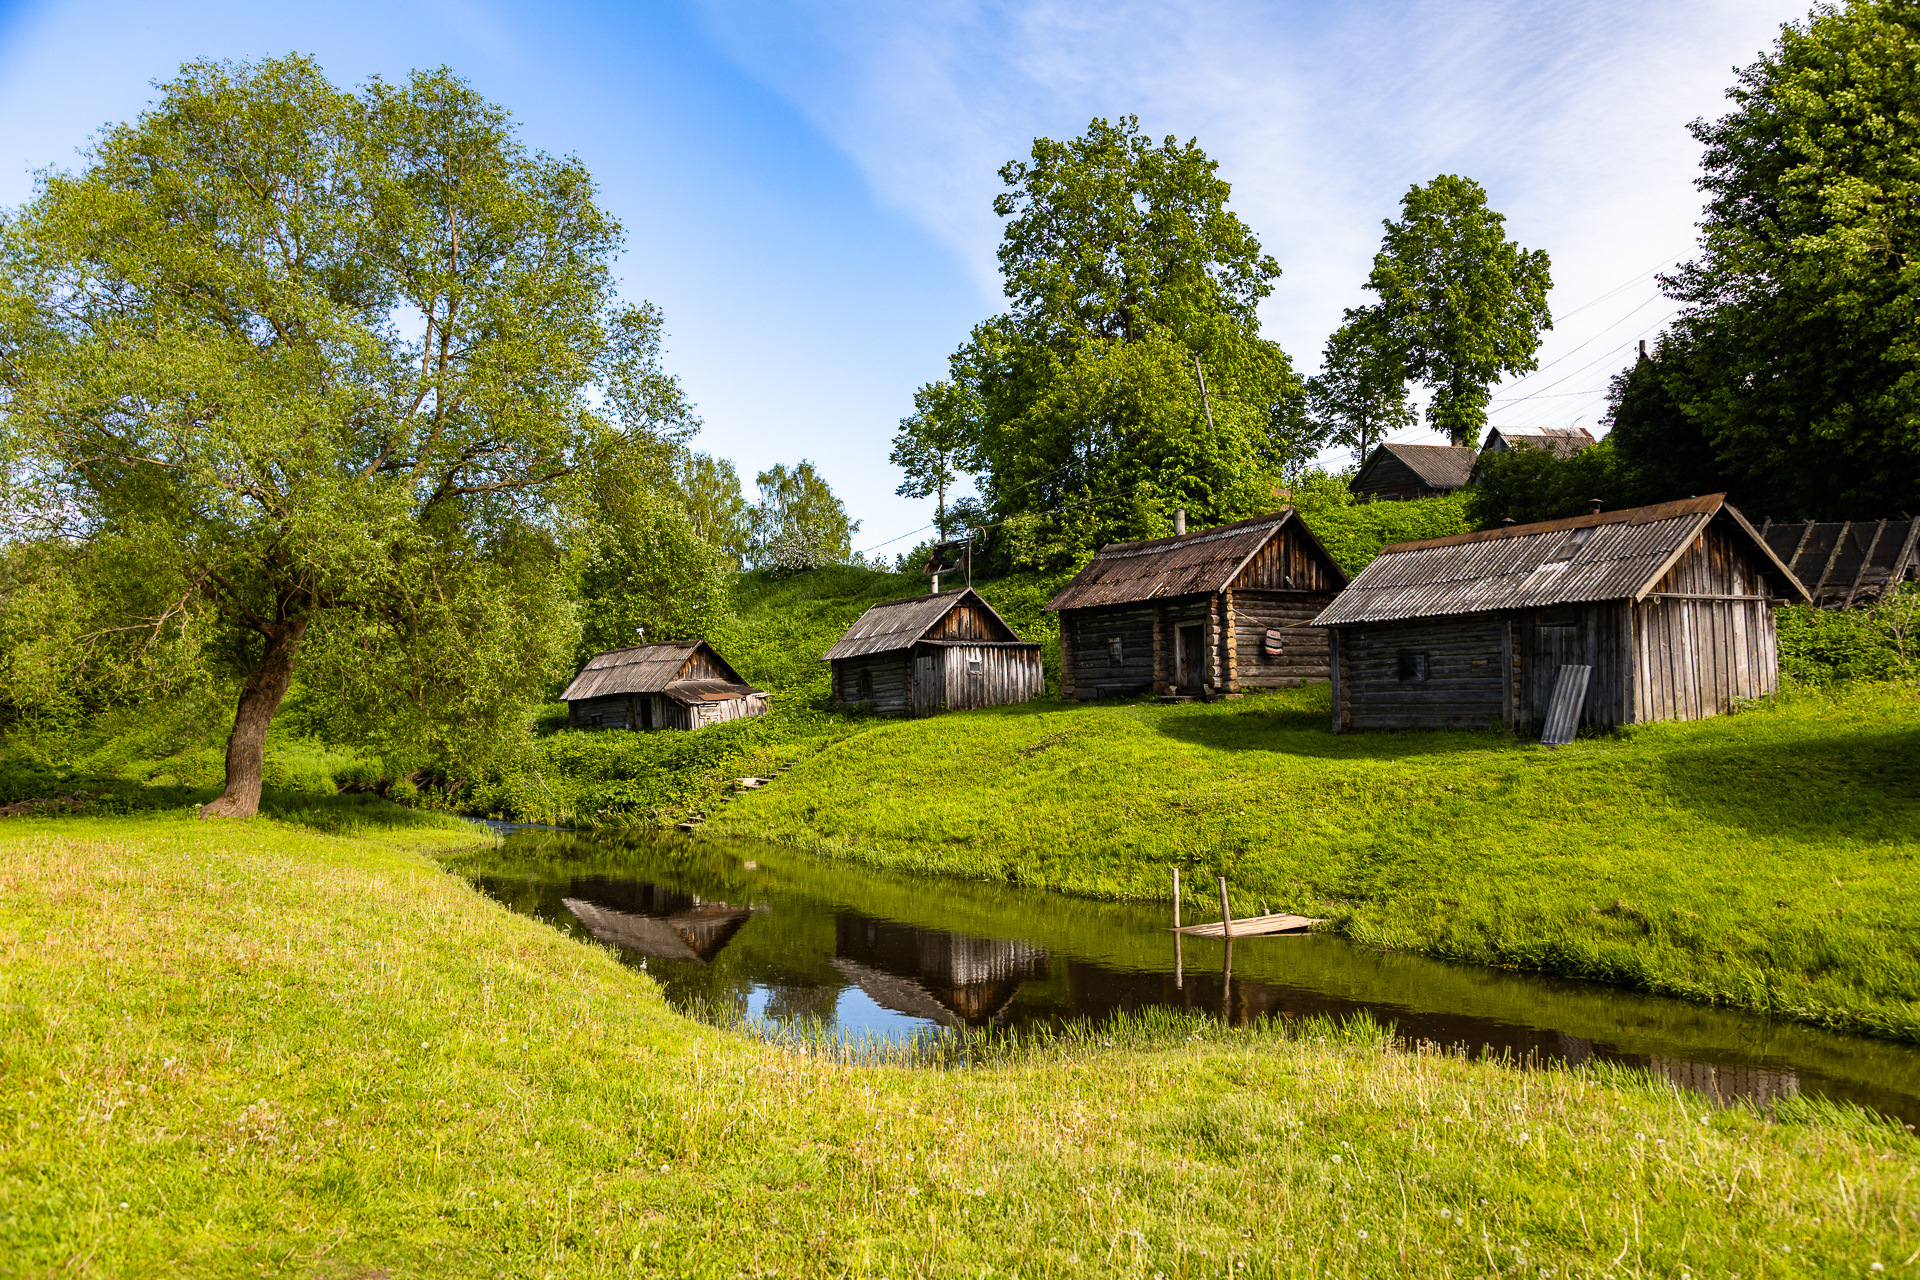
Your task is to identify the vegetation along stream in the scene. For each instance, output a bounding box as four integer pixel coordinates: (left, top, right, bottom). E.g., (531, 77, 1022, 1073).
(452, 829, 1920, 1127)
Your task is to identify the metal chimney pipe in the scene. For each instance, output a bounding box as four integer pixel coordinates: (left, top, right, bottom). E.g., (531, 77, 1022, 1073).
(1174, 509, 1187, 537)
(1589, 498, 1603, 515)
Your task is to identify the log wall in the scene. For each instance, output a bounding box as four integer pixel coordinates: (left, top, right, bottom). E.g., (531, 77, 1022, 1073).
(1329, 615, 1507, 731)
(1230, 591, 1336, 690)
(830, 654, 914, 717)
(1060, 604, 1159, 698)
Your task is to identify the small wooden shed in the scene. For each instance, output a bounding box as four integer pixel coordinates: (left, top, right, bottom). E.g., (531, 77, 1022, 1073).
(1479, 425, 1596, 458)
(1310, 495, 1810, 734)
(824, 588, 1043, 717)
(561, 640, 766, 731)
(1758, 518, 1920, 608)
(1350, 442, 1476, 502)
(1046, 511, 1349, 699)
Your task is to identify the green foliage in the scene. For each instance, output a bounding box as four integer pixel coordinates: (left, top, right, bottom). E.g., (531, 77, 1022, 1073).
(1463, 437, 1657, 526)
(1367, 175, 1553, 446)
(1777, 585, 1920, 684)
(937, 117, 1304, 567)
(0, 56, 686, 811)
(746, 461, 860, 574)
(890, 381, 981, 538)
(674, 450, 753, 569)
(1305, 305, 1415, 468)
(1615, 0, 1920, 517)
(1286, 470, 1473, 575)
(573, 480, 728, 667)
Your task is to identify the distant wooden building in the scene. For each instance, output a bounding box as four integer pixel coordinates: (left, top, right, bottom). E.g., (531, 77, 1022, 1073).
(1350, 442, 1476, 502)
(1758, 519, 1920, 608)
(1479, 425, 1596, 458)
(562, 640, 766, 731)
(824, 588, 1043, 718)
(1310, 495, 1809, 734)
(1046, 511, 1348, 699)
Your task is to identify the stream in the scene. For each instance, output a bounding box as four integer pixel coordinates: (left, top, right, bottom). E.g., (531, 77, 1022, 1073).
(457, 828, 1920, 1127)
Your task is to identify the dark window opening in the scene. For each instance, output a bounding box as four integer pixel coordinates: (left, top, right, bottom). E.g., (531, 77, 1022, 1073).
(857, 668, 873, 698)
(1396, 650, 1429, 683)
(640, 698, 654, 730)
(1537, 606, 1579, 628)
(968, 658, 982, 674)
(1107, 636, 1123, 663)
(588, 713, 603, 728)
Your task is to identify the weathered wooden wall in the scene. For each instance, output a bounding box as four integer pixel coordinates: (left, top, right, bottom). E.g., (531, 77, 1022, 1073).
(1330, 615, 1507, 731)
(1352, 453, 1438, 502)
(938, 644, 1044, 711)
(1230, 591, 1335, 689)
(1632, 525, 1778, 722)
(566, 690, 767, 732)
(1060, 604, 1158, 698)
(1230, 532, 1344, 593)
(830, 654, 914, 717)
(922, 599, 1005, 641)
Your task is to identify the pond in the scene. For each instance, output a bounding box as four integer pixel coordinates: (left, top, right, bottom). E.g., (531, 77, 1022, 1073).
(455, 829, 1920, 1127)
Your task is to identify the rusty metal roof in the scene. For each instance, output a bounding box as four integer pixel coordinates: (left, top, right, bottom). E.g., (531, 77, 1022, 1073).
(561, 640, 755, 701)
(1312, 495, 1808, 626)
(822, 587, 1023, 661)
(662, 678, 765, 705)
(1044, 510, 1345, 611)
(1760, 519, 1920, 604)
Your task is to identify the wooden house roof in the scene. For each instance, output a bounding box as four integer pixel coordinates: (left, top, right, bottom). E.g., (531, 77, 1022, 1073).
(1481, 426, 1596, 457)
(1045, 510, 1347, 612)
(1312, 495, 1809, 626)
(561, 896, 753, 965)
(823, 587, 1025, 661)
(1354, 442, 1477, 493)
(1759, 519, 1920, 605)
(560, 640, 761, 703)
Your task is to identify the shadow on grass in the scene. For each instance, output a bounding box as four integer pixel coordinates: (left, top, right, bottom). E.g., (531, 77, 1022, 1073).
(1653, 725, 1920, 842)
(1150, 700, 1514, 761)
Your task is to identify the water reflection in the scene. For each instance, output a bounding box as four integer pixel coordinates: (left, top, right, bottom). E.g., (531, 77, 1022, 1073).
(455, 834, 1916, 1126)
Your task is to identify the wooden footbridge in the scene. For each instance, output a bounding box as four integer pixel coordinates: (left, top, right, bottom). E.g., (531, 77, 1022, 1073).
(1167, 869, 1323, 938)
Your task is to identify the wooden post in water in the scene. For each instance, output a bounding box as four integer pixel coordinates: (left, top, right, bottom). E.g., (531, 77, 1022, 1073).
(1218, 877, 1234, 939)
(1172, 867, 1181, 929)
(1173, 866, 1184, 989)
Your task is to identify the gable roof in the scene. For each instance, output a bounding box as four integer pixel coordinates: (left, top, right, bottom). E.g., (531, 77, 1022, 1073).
(823, 587, 1023, 661)
(1354, 442, 1478, 493)
(1482, 426, 1597, 458)
(1044, 510, 1347, 612)
(560, 640, 758, 702)
(1759, 519, 1920, 603)
(1312, 495, 1808, 626)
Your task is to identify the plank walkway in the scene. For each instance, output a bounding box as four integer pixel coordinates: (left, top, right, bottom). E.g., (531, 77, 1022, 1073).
(1171, 912, 1322, 938)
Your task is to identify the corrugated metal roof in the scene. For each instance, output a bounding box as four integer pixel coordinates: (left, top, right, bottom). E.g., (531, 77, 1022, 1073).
(561, 640, 752, 701)
(822, 587, 1023, 661)
(1312, 495, 1806, 626)
(662, 678, 765, 705)
(1045, 511, 1341, 611)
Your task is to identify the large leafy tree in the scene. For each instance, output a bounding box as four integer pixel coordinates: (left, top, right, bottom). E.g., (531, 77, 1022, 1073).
(674, 450, 753, 568)
(0, 56, 690, 816)
(934, 117, 1304, 567)
(1610, 0, 1920, 518)
(1306, 304, 1416, 467)
(746, 461, 859, 574)
(1367, 175, 1553, 445)
(890, 380, 981, 538)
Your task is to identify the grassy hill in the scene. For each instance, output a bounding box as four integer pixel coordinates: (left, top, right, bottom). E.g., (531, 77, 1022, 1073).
(707, 680, 1920, 1043)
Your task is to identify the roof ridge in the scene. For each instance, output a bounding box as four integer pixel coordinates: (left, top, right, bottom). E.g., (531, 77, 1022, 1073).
(1378, 495, 1728, 554)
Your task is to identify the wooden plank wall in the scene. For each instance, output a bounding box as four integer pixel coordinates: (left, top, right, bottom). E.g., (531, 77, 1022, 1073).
(566, 692, 770, 732)
(1230, 528, 1342, 592)
(939, 645, 1044, 710)
(681, 649, 723, 680)
(1517, 601, 1631, 733)
(831, 654, 914, 717)
(1059, 604, 1158, 697)
(1352, 454, 1437, 502)
(1632, 526, 1779, 723)
(1230, 591, 1335, 689)
(924, 599, 1010, 641)
(1331, 616, 1507, 729)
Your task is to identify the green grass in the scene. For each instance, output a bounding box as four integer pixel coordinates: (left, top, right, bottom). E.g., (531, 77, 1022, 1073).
(2, 815, 1916, 1276)
(708, 680, 1920, 1043)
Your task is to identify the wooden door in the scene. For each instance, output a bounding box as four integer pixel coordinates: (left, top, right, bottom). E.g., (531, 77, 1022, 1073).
(1177, 625, 1204, 691)
(1529, 619, 1583, 728)
(911, 651, 943, 717)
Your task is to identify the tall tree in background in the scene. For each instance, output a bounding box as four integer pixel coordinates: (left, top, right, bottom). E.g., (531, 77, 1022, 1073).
(1367, 175, 1553, 445)
(674, 451, 752, 568)
(747, 462, 859, 574)
(936, 117, 1304, 568)
(1306, 305, 1416, 467)
(0, 56, 690, 817)
(890, 380, 980, 538)
(1610, 0, 1920, 518)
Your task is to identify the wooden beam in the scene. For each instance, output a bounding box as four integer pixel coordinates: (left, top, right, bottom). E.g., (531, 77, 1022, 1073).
(1845, 520, 1889, 608)
(1813, 521, 1851, 596)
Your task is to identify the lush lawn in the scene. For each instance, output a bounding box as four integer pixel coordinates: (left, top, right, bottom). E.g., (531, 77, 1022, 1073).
(1, 815, 1914, 1276)
(708, 681, 1920, 1043)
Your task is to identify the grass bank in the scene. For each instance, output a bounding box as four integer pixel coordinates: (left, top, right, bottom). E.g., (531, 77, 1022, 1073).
(708, 681, 1920, 1043)
(1, 816, 1915, 1276)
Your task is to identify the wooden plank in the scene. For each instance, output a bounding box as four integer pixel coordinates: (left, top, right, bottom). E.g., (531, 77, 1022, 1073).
(1173, 912, 1323, 938)
(1540, 664, 1592, 745)
(1846, 521, 1888, 607)
(1813, 521, 1850, 595)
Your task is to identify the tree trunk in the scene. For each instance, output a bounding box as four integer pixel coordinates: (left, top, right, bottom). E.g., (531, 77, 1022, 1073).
(199, 617, 310, 820)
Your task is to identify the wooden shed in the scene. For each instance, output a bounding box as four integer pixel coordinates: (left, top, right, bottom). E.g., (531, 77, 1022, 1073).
(1479, 425, 1596, 458)
(1310, 495, 1810, 734)
(1758, 518, 1920, 608)
(1350, 442, 1476, 502)
(824, 588, 1044, 718)
(1046, 511, 1348, 700)
(561, 640, 766, 731)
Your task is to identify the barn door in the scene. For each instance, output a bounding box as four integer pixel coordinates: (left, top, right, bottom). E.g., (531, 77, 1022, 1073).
(1529, 614, 1583, 728)
(911, 650, 942, 717)
(1177, 625, 1204, 692)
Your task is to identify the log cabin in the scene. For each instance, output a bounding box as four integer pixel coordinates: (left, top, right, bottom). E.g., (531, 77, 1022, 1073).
(562, 640, 766, 731)
(1310, 494, 1810, 734)
(1349, 442, 1476, 502)
(824, 588, 1044, 717)
(1046, 510, 1348, 699)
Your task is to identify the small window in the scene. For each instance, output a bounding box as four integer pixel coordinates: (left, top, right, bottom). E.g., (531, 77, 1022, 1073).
(1544, 525, 1597, 565)
(857, 668, 874, 698)
(1396, 650, 1429, 683)
(1107, 636, 1124, 663)
(1537, 606, 1579, 628)
(968, 658, 982, 674)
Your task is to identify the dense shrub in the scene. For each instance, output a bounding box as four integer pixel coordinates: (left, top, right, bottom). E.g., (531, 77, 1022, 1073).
(1776, 587, 1920, 684)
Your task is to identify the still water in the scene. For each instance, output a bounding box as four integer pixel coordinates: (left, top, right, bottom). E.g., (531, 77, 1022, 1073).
(456, 829, 1920, 1127)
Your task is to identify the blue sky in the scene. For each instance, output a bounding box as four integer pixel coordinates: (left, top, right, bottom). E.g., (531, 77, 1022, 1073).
(0, 0, 1811, 557)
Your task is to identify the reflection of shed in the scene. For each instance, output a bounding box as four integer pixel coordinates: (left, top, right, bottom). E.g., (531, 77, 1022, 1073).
(1046, 511, 1348, 699)
(1647, 1057, 1800, 1108)
(824, 589, 1043, 718)
(563, 640, 766, 731)
(1758, 519, 1920, 608)
(562, 882, 753, 965)
(1311, 495, 1809, 734)
(830, 915, 1049, 1028)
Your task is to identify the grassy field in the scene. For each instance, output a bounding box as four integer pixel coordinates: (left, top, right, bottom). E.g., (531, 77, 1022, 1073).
(706, 680, 1920, 1043)
(2, 814, 1915, 1277)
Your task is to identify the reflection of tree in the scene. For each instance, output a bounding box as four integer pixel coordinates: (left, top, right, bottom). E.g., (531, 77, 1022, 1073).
(761, 985, 841, 1025)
